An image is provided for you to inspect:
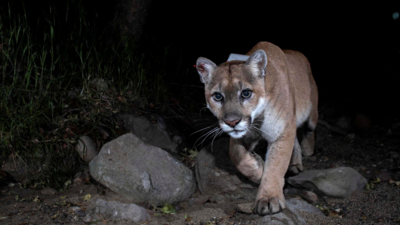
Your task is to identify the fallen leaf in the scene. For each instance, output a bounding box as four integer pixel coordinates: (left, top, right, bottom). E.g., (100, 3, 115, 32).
(33, 196, 40, 203)
(161, 203, 176, 214)
(83, 194, 91, 201)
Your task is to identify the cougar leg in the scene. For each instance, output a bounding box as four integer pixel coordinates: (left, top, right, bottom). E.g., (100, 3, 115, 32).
(229, 138, 264, 183)
(301, 106, 318, 157)
(288, 137, 303, 174)
(254, 126, 295, 215)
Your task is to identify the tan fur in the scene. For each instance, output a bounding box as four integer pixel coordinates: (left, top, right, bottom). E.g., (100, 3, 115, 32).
(196, 42, 318, 215)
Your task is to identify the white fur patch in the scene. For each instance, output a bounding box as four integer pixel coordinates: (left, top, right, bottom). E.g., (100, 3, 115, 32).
(296, 102, 312, 127)
(220, 120, 248, 139)
(251, 97, 266, 123)
(259, 98, 286, 143)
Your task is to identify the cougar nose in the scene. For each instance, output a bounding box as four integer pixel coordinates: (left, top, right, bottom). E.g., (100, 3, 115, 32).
(224, 118, 241, 128)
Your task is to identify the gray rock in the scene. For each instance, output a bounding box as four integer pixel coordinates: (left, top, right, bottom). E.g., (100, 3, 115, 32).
(87, 199, 150, 223)
(256, 198, 324, 225)
(285, 198, 324, 216)
(236, 202, 253, 214)
(76, 136, 97, 163)
(117, 114, 177, 152)
(195, 138, 258, 201)
(40, 187, 58, 195)
(335, 116, 352, 130)
(89, 133, 196, 205)
(299, 190, 318, 203)
(287, 167, 367, 198)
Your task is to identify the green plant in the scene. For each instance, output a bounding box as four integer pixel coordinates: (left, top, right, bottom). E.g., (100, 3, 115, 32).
(0, 1, 173, 189)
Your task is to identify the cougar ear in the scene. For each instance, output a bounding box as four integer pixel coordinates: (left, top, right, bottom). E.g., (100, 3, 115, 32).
(196, 57, 217, 84)
(245, 50, 267, 77)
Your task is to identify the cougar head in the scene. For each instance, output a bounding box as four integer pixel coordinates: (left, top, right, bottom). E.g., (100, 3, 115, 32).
(196, 50, 267, 139)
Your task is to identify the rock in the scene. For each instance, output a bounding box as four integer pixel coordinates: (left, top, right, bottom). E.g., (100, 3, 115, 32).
(73, 170, 90, 186)
(389, 151, 399, 159)
(286, 198, 325, 216)
(87, 199, 150, 223)
(188, 195, 210, 206)
(2, 155, 42, 183)
(82, 214, 92, 223)
(256, 198, 324, 225)
(335, 116, 352, 130)
(236, 202, 253, 214)
(308, 156, 317, 162)
(89, 133, 195, 205)
(376, 171, 392, 182)
(287, 167, 367, 198)
(117, 114, 177, 152)
(195, 138, 258, 201)
(76, 136, 97, 163)
(354, 113, 371, 130)
(300, 191, 318, 203)
(40, 187, 58, 195)
(89, 78, 108, 92)
(284, 188, 300, 196)
(347, 133, 355, 139)
(69, 206, 83, 213)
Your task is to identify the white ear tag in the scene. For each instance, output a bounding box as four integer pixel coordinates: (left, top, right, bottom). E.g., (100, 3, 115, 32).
(227, 53, 249, 62)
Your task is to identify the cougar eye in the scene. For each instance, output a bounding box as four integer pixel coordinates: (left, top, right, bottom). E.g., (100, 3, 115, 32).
(213, 92, 223, 101)
(241, 89, 252, 99)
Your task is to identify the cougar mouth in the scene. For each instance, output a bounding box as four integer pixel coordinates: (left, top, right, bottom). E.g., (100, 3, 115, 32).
(220, 119, 249, 139)
(228, 129, 247, 139)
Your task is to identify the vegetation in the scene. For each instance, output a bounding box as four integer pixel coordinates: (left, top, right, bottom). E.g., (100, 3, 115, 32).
(0, 1, 177, 190)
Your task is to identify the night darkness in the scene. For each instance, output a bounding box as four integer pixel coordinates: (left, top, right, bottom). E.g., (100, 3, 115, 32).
(144, 2, 400, 122)
(5, 1, 400, 123)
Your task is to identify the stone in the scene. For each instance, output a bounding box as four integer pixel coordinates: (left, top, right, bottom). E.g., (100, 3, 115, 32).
(195, 138, 258, 201)
(256, 198, 324, 225)
(236, 202, 253, 214)
(89, 133, 196, 205)
(335, 116, 352, 130)
(300, 190, 318, 203)
(76, 136, 97, 163)
(40, 187, 58, 195)
(87, 199, 150, 223)
(117, 114, 177, 152)
(389, 151, 399, 159)
(308, 156, 317, 162)
(376, 171, 392, 182)
(284, 188, 300, 196)
(287, 167, 367, 198)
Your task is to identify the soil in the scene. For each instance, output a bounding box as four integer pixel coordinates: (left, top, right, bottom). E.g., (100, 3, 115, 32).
(1, 103, 400, 225)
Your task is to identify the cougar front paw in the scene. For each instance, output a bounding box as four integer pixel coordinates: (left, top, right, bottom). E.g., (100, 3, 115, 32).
(254, 193, 285, 215)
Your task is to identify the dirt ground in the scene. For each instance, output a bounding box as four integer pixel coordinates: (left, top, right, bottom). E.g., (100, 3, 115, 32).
(1, 104, 400, 225)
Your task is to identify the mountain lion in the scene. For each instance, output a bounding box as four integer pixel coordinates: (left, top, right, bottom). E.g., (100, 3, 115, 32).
(195, 42, 318, 215)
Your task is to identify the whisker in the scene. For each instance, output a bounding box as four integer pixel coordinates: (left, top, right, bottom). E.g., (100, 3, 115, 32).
(194, 127, 220, 148)
(190, 124, 218, 136)
(198, 127, 220, 148)
(210, 128, 222, 152)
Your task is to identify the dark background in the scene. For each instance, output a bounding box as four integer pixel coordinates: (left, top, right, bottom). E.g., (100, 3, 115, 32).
(7, 1, 400, 123)
(144, 2, 400, 122)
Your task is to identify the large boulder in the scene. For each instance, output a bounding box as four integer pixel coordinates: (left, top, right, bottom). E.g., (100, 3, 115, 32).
(287, 167, 367, 198)
(195, 138, 258, 202)
(89, 133, 196, 205)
